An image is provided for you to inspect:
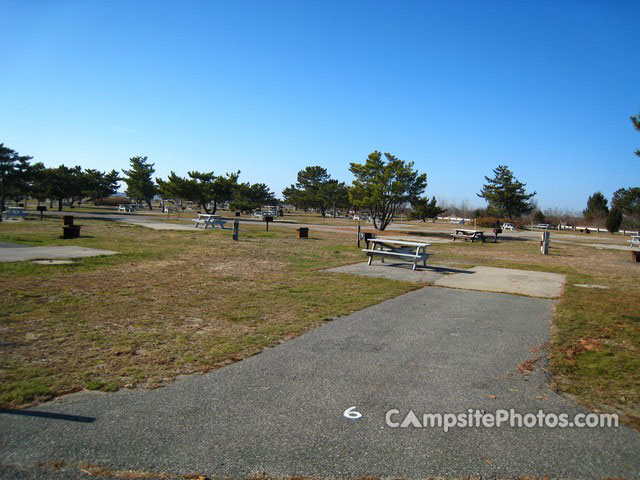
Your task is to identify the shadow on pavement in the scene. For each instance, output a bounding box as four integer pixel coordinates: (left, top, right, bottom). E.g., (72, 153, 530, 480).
(0, 409, 95, 423)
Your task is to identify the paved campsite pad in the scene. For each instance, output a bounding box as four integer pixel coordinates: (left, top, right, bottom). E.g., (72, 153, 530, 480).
(327, 263, 565, 298)
(0, 244, 118, 262)
(326, 262, 467, 283)
(123, 218, 204, 231)
(580, 243, 637, 251)
(434, 266, 565, 298)
(1, 287, 638, 479)
(30, 259, 75, 265)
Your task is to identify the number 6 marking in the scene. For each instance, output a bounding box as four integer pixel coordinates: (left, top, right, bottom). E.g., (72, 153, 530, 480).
(343, 406, 362, 419)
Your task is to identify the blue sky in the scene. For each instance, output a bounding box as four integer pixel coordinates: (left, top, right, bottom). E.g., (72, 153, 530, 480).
(1, 0, 639, 211)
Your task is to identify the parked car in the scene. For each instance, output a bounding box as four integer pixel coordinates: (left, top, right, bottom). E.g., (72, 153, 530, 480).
(502, 222, 515, 231)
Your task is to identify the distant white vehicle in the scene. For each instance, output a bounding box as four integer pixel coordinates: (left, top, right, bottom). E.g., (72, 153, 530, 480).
(450, 219, 465, 225)
(502, 222, 515, 231)
(536, 223, 550, 230)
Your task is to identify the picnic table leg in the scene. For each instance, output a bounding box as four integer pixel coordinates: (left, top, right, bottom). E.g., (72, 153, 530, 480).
(367, 254, 373, 266)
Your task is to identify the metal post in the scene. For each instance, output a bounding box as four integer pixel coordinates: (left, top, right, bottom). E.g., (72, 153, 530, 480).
(233, 219, 239, 241)
(357, 224, 361, 248)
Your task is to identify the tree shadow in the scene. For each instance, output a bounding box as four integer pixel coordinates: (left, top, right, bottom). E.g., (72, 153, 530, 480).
(0, 408, 95, 423)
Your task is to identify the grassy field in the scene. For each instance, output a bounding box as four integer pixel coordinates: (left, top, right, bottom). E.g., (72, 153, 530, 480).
(1, 216, 638, 429)
(0, 218, 416, 407)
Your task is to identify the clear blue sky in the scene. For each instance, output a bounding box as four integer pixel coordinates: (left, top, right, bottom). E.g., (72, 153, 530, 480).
(1, 0, 639, 211)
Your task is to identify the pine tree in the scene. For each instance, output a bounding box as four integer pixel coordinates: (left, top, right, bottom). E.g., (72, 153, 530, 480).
(606, 208, 623, 233)
(583, 192, 609, 222)
(0, 143, 32, 211)
(631, 112, 640, 158)
(349, 151, 427, 230)
(408, 196, 446, 222)
(477, 165, 535, 218)
(122, 156, 157, 210)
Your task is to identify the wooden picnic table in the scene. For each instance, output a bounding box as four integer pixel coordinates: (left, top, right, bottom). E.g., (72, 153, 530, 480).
(451, 229, 485, 242)
(192, 213, 227, 229)
(363, 238, 433, 271)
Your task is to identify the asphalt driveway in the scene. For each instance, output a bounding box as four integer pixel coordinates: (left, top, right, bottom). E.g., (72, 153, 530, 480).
(1, 287, 638, 479)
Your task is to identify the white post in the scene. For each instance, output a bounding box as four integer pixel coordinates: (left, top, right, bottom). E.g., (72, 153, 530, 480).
(541, 231, 550, 255)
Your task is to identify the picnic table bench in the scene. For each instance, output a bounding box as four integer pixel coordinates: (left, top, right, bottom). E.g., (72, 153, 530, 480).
(117, 204, 136, 213)
(2, 207, 27, 220)
(451, 228, 485, 242)
(363, 238, 433, 271)
(192, 213, 227, 229)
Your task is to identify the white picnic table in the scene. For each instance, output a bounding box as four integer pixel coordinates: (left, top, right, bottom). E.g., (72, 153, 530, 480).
(451, 228, 485, 242)
(363, 238, 433, 271)
(629, 235, 640, 249)
(2, 207, 27, 220)
(117, 204, 136, 213)
(192, 213, 227, 229)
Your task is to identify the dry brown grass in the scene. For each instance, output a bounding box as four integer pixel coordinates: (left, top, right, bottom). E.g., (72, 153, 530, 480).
(0, 219, 416, 407)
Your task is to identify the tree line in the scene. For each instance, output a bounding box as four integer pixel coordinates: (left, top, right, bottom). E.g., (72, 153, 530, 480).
(0, 143, 121, 212)
(2, 140, 638, 231)
(0, 142, 543, 230)
(0, 148, 277, 215)
(0, 144, 447, 230)
(580, 189, 640, 232)
(123, 156, 276, 214)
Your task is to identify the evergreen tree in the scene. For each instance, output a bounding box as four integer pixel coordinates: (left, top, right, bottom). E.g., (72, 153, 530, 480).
(582, 191, 609, 222)
(123, 156, 157, 210)
(408, 196, 446, 222)
(631, 112, 640, 158)
(45, 165, 81, 211)
(84, 169, 121, 205)
(230, 182, 276, 213)
(0, 143, 32, 211)
(534, 210, 546, 224)
(477, 165, 535, 218)
(606, 208, 623, 233)
(320, 179, 349, 218)
(282, 166, 333, 216)
(349, 151, 427, 231)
